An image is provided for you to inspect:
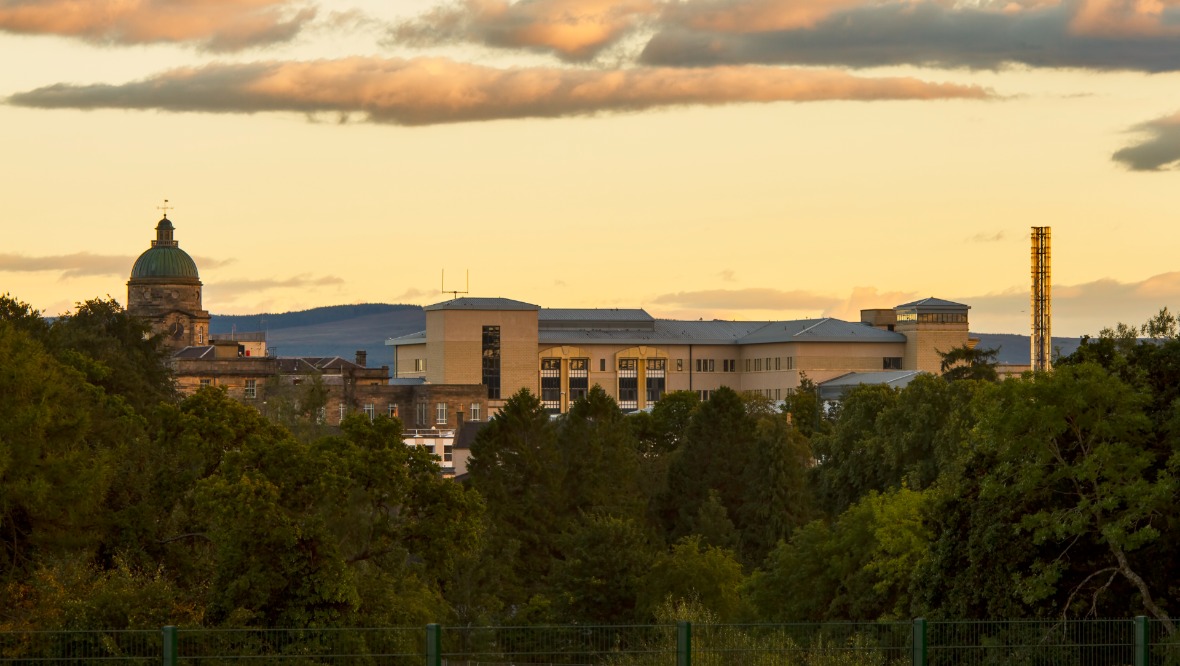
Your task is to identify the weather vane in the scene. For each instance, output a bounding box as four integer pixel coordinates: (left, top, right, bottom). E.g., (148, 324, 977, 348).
(157, 199, 173, 218)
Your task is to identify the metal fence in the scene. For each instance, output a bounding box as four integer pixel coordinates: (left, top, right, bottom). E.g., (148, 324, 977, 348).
(4, 619, 1180, 666)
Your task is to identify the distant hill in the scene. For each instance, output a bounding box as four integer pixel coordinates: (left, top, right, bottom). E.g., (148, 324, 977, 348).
(210, 304, 425, 364)
(971, 333, 1084, 365)
(208, 305, 1086, 368)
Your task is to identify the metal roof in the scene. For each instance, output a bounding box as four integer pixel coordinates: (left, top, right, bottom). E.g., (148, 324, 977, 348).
(739, 319, 906, 344)
(540, 308, 654, 323)
(895, 297, 969, 310)
(818, 371, 927, 400)
(385, 330, 426, 346)
(424, 297, 539, 311)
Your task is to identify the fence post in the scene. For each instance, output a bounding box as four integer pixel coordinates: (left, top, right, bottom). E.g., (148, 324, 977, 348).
(912, 618, 927, 666)
(161, 626, 177, 666)
(426, 623, 441, 666)
(677, 621, 691, 666)
(1134, 616, 1148, 666)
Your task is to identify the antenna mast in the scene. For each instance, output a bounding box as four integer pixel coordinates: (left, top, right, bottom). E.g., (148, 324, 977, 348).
(441, 269, 470, 300)
(1031, 227, 1052, 372)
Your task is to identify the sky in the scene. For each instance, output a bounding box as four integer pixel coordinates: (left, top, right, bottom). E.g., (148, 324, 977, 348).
(1, 0, 1179, 337)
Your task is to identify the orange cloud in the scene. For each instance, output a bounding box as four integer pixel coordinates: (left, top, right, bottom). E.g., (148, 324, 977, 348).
(391, 0, 659, 60)
(662, 0, 869, 33)
(8, 57, 992, 125)
(0, 0, 315, 51)
(1069, 0, 1180, 36)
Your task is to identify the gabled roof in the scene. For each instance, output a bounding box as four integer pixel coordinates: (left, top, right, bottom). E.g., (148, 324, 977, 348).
(739, 319, 906, 344)
(541, 319, 769, 346)
(424, 297, 539, 311)
(895, 297, 969, 310)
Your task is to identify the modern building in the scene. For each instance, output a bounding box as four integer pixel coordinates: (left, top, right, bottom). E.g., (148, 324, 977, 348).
(387, 296, 973, 414)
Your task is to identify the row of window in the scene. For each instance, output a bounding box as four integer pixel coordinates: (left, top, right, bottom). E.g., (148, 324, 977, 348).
(416, 401, 482, 426)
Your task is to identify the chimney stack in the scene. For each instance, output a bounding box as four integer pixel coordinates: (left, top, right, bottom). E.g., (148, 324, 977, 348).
(355, 350, 367, 367)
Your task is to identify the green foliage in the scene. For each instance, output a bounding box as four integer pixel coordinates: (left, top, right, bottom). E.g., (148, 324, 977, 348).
(938, 344, 999, 382)
(748, 487, 931, 622)
(551, 514, 657, 623)
(639, 535, 746, 621)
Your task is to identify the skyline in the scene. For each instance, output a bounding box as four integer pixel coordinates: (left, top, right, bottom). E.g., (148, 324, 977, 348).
(2, 0, 1179, 337)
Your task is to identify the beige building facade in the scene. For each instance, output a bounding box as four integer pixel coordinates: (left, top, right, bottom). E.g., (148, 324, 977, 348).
(388, 296, 973, 414)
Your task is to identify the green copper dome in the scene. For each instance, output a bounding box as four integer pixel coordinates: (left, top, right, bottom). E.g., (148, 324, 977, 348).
(129, 217, 200, 280)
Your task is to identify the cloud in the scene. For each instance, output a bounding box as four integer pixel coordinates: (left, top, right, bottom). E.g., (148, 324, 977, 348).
(718, 269, 736, 282)
(393, 287, 434, 301)
(969, 231, 1006, 242)
(653, 287, 838, 310)
(389, 0, 659, 60)
(962, 272, 1180, 335)
(6, 56, 991, 125)
(0, 252, 134, 278)
(206, 274, 345, 299)
(640, 0, 1180, 71)
(0, 0, 315, 51)
(1112, 110, 1180, 170)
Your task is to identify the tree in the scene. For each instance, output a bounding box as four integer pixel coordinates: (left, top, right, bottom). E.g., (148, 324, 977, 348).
(972, 364, 1177, 627)
(550, 514, 657, 623)
(466, 389, 563, 613)
(557, 385, 644, 519)
(746, 486, 931, 622)
(661, 387, 756, 541)
(938, 344, 999, 382)
(639, 535, 746, 622)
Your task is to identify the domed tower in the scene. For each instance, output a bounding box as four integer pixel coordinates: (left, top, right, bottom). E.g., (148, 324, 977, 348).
(127, 213, 211, 352)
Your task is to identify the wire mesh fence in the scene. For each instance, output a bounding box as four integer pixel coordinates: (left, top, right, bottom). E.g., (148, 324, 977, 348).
(0, 629, 160, 664)
(439, 624, 676, 666)
(4, 619, 1180, 665)
(176, 627, 426, 665)
(927, 619, 1134, 666)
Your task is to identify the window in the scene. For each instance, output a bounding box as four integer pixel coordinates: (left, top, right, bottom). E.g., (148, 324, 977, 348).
(618, 358, 639, 410)
(569, 358, 589, 403)
(775, 357, 781, 371)
(317, 406, 326, 423)
(198, 328, 205, 344)
(364, 403, 375, 421)
(339, 403, 346, 422)
(470, 402, 481, 421)
(600, 358, 606, 371)
(695, 359, 715, 372)
(745, 359, 752, 372)
(723, 359, 736, 372)
(541, 358, 561, 411)
(698, 389, 711, 401)
(416, 402, 429, 427)
(785, 357, 795, 370)
(388, 404, 398, 418)
(244, 379, 257, 399)
(444, 444, 453, 462)
(775, 388, 781, 400)
(646, 358, 666, 404)
(482, 326, 501, 400)
(436, 402, 448, 425)
(884, 357, 903, 370)
(199, 378, 211, 388)
(755, 358, 763, 372)
(414, 358, 427, 372)
(676, 359, 684, 371)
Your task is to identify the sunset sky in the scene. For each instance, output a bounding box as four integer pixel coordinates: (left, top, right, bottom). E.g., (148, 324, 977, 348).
(1, 0, 1178, 337)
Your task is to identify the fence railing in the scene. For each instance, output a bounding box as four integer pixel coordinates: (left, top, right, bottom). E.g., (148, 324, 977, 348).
(3, 618, 1178, 665)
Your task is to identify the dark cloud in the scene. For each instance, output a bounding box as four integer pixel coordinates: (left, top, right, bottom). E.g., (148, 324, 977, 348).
(6, 57, 989, 125)
(0, 252, 133, 278)
(0, 0, 315, 51)
(1113, 111, 1180, 170)
(640, 0, 1180, 72)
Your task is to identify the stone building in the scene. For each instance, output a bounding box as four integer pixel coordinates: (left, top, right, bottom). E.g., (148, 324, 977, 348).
(125, 212, 486, 475)
(126, 214, 210, 352)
